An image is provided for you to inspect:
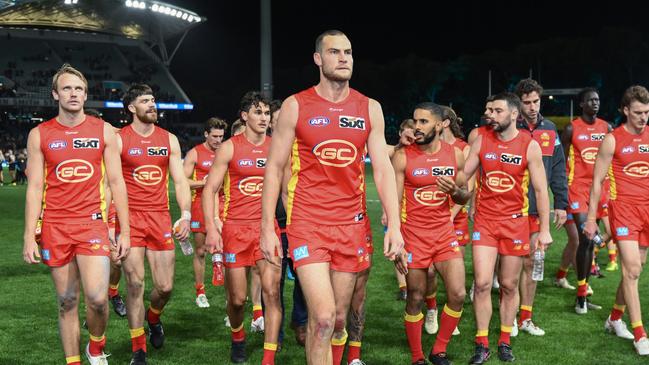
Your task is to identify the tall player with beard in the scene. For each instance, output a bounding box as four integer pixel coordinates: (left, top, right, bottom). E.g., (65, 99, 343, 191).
(23, 64, 131, 365)
(393, 102, 471, 365)
(465, 92, 552, 364)
(183, 117, 226, 308)
(118, 84, 191, 365)
(260, 30, 404, 365)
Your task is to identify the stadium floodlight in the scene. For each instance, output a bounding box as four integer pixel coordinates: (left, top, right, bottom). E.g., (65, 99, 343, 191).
(186, 15, 193, 22)
(151, 3, 158, 11)
(176, 11, 182, 18)
(139, 1, 145, 9)
(125, 0, 132, 7)
(170, 9, 176, 16)
(181, 13, 187, 20)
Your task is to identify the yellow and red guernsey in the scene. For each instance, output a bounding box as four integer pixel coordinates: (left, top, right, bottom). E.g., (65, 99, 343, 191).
(608, 126, 649, 204)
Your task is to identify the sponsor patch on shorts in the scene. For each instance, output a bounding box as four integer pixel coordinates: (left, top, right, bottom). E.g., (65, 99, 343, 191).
(191, 221, 200, 229)
(472, 231, 481, 241)
(616, 227, 629, 237)
(41, 249, 50, 261)
(407, 252, 413, 263)
(225, 253, 236, 263)
(293, 245, 309, 261)
(570, 202, 580, 209)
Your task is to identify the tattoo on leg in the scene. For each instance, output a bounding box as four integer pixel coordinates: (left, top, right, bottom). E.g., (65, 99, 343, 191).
(347, 305, 366, 342)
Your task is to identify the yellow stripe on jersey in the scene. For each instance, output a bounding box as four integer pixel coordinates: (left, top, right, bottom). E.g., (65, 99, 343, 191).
(41, 161, 48, 211)
(100, 160, 107, 222)
(567, 144, 575, 186)
(521, 169, 530, 216)
(191, 169, 197, 201)
(286, 140, 300, 225)
(165, 171, 170, 210)
(222, 171, 231, 221)
(608, 165, 617, 200)
(400, 190, 407, 223)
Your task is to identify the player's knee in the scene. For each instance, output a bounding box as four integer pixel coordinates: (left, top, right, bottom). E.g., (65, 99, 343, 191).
(195, 245, 206, 258)
(499, 279, 518, 295)
(474, 279, 492, 294)
(230, 292, 247, 309)
(126, 278, 145, 293)
(313, 312, 335, 340)
(262, 285, 280, 304)
(85, 294, 108, 313)
(57, 292, 78, 314)
(624, 264, 643, 281)
(406, 287, 424, 305)
(155, 283, 173, 298)
(447, 286, 466, 305)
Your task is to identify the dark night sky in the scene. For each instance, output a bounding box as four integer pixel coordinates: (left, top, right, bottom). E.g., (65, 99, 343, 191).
(166, 0, 644, 124)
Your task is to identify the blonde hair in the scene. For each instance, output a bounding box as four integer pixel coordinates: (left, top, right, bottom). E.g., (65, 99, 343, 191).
(51, 63, 88, 92)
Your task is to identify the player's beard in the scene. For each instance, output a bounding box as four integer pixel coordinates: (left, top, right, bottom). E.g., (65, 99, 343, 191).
(322, 65, 352, 82)
(415, 129, 436, 145)
(492, 117, 512, 132)
(137, 109, 157, 124)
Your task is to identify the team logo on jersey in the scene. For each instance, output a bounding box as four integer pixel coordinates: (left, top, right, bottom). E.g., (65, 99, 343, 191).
(485, 171, 516, 193)
(339, 116, 366, 130)
(621, 146, 635, 154)
(201, 160, 212, 167)
(73, 138, 100, 149)
(293, 245, 309, 261)
(412, 168, 429, 177)
(308, 116, 330, 127)
(616, 227, 629, 237)
(577, 134, 589, 141)
(256, 158, 267, 168)
(133, 165, 164, 186)
(500, 153, 522, 165)
(313, 139, 358, 167)
(413, 185, 447, 206)
(623, 161, 649, 177)
(484, 152, 498, 160)
(191, 221, 200, 229)
(239, 176, 264, 196)
(238, 159, 254, 167)
(639, 145, 649, 153)
(431, 166, 455, 176)
(56, 159, 94, 183)
(580, 147, 598, 164)
(49, 140, 67, 150)
(128, 147, 143, 156)
(591, 133, 605, 141)
(147, 147, 168, 156)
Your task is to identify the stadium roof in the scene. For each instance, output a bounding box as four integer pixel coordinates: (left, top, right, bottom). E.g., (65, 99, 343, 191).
(0, 0, 205, 42)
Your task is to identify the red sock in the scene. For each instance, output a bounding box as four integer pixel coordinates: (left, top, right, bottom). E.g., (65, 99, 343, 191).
(425, 294, 438, 311)
(331, 332, 347, 365)
(632, 321, 647, 342)
(252, 305, 263, 321)
(518, 305, 532, 326)
(611, 304, 625, 321)
(347, 341, 362, 363)
(195, 283, 205, 296)
(432, 305, 462, 354)
(577, 279, 588, 297)
(65, 356, 81, 365)
(556, 267, 568, 280)
(129, 327, 147, 353)
(475, 330, 489, 347)
(499, 325, 512, 346)
(609, 249, 617, 263)
(108, 284, 119, 298)
(88, 334, 106, 356)
(147, 307, 161, 324)
(262, 343, 277, 365)
(231, 324, 246, 342)
(404, 312, 425, 362)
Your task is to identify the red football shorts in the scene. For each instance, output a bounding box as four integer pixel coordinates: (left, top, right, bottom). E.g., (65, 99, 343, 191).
(287, 223, 370, 273)
(472, 214, 530, 256)
(608, 201, 649, 247)
(453, 214, 470, 246)
(107, 203, 116, 230)
(117, 210, 174, 251)
(568, 181, 610, 216)
(222, 221, 280, 268)
(190, 198, 206, 234)
(364, 217, 374, 255)
(528, 215, 540, 234)
(402, 222, 462, 269)
(40, 220, 110, 267)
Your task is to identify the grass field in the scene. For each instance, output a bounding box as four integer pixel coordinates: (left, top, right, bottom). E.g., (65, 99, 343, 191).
(1, 168, 648, 365)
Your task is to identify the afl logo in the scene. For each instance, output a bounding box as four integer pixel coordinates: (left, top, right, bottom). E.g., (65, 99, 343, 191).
(128, 148, 143, 156)
(484, 152, 498, 160)
(133, 165, 163, 186)
(581, 147, 598, 164)
(413, 185, 447, 206)
(239, 176, 264, 196)
(49, 140, 67, 150)
(201, 161, 212, 167)
(308, 117, 330, 127)
(485, 171, 516, 193)
(623, 161, 649, 178)
(313, 139, 358, 167)
(621, 146, 635, 154)
(238, 159, 254, 167)
(577, 134, 589, 141)
(412, 168, 429, 177)
(56, 159, 94, 183)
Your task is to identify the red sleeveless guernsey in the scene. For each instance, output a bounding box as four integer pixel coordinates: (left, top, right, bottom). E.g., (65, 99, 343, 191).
(287, 87, 371, 225)
(191, 143, 215, 202)
(450, 138, 469, 220)
(475, 130, 533, 219)
(119, 124, 170, 212)
(39, 116, 106, 223)
(222, 133, 271, 222)
(568, 117, 609, 186)
(609, 125, 649, 205)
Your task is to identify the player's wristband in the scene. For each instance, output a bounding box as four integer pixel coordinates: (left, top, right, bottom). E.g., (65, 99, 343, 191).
(181, 210, 191, 221)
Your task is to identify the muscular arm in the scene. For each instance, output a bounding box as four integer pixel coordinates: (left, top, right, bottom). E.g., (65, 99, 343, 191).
(391, 148, 406, 212)
(586, 134, 615, 223)
(202, 141, 233, 233)
(169, 134, 191, 213)
(23, 128, 43, 263)
(449, 146, 471, 205)
(527, 140, 551, 240)
(104, 124, 129, 234)
(561, 123, 573, 160)
(183, 148, 204, 189)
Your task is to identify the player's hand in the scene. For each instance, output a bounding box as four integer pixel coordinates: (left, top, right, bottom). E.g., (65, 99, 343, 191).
(380, 211, 387, 226)
(214, 217, 223, 235)
(399, 129, 415, 146)
(538, 230, 553, 250)
(436, 176, 457, 195)
(173, 218, 190, 242)
(582, 220, 598, 240)
(114, 232, 130, 261)
(384, 226, 405, 261)
(260, 227, 282, 267)
(23, 238, 41, 264)
(108, 229, 117, 247)
(394, 250, 408, 275)
(553, 209, 567, 229)
(204, 227, 222, 254)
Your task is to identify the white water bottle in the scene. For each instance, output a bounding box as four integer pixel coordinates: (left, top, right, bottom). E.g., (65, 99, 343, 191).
(173, 218, 193, 256)
(532, 248, 544, 281)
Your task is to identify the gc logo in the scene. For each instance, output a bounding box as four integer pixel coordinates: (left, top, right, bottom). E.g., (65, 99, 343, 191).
(623, 161, 649, 178)
(239, 176, 264, 196)
(581, 147, 598, 164)
(485, 171, 516, 193)
(56, 159, 94, 183)
(413, 185, 447, 206)
(313, 139, 357, 167)
(133, 165, 163, 186)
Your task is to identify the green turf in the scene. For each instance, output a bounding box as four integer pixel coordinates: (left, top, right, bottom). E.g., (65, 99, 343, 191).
(0, 169, 647, 364)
